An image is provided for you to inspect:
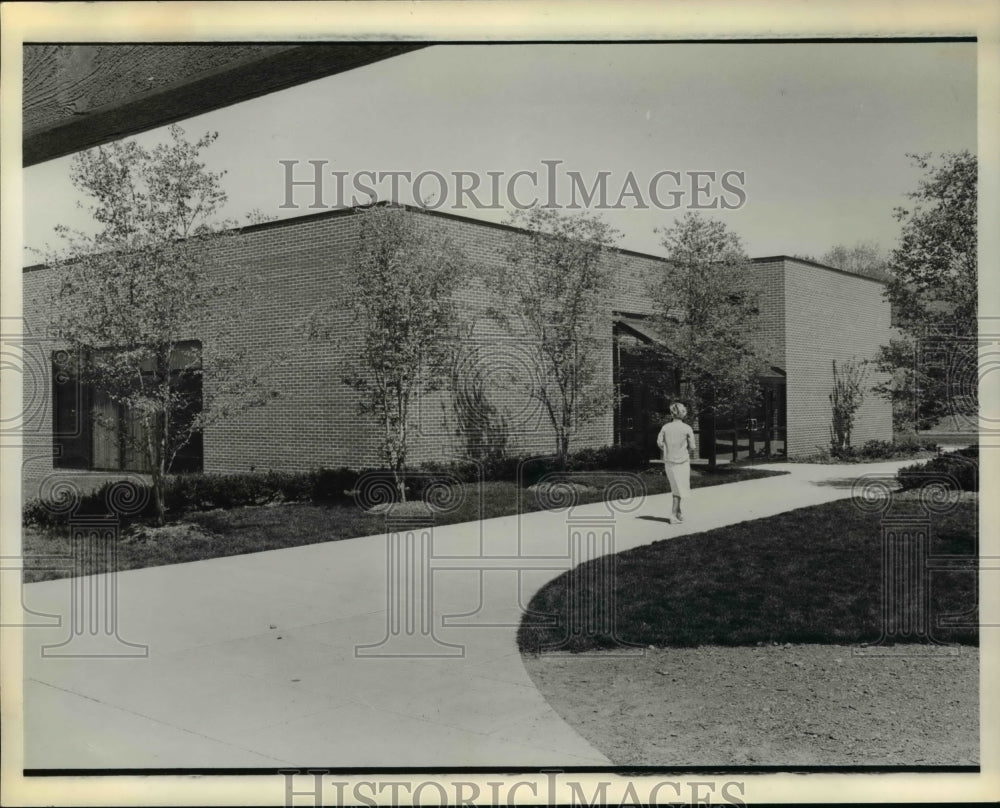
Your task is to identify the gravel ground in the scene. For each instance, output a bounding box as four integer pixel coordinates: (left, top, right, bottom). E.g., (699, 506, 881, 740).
(522, 644, 978, 767)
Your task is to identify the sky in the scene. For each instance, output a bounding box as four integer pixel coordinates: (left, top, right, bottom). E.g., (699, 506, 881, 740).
(23, 41, 977, 263)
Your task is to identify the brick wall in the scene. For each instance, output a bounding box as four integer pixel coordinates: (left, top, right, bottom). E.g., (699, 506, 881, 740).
(745, 258, 786, 371)
(21, 208, 670, 487)
(21, 267, 62, 491)
(20, 210, 894, 488)
(779, 258, 894, 455)
(395, 212, 669, 463)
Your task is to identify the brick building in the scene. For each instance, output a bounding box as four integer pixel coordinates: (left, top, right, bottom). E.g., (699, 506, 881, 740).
(21, 207, 893, 490)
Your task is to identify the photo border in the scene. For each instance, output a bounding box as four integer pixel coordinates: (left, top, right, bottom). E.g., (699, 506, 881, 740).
(2, 1, 998, 805)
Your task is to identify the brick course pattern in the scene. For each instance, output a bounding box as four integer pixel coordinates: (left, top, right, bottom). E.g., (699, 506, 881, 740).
(776, 258, 895, 453)
(20, 209, 893, 489)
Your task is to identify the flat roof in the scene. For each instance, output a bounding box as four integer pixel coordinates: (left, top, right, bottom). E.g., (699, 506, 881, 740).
(24, 204, 890, 286)
(245, 207, 892, 283)
(238, 203, 676, 265)
(752, 254, 890, 285)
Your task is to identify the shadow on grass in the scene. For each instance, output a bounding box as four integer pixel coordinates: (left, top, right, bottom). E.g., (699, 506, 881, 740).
(810, 477, 894, 490)
(519, 497, 978, 653)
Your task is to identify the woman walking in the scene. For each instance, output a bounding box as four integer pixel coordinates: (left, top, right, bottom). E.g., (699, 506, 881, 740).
(657, 402, 696, 523)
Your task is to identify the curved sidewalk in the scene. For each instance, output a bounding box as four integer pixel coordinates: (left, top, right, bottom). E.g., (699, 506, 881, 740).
(20, 460, 911, 769)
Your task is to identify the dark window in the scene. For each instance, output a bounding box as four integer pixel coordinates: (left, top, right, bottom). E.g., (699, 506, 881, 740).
(52, 342, 203, 473)
(52, 350, 91, 469)
(613, 330, 677, 448)
(697, 377, 787, 461)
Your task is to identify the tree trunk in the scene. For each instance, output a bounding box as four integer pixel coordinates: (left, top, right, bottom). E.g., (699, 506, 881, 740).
(155, 353, 170, 526)
(702, 385, 718, 470)
(394, 464, 407, 503)
(707, 410, 718, 470)
(143, 414, 166, 526)
(147, 442, 165, 526)
(557, 431, 570, 470)
(152, 469, 166, 527)
(151, 435, 167, 526)
(396, 388, 408, 502)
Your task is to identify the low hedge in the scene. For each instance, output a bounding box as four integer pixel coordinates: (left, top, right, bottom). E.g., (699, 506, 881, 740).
(24, 467, 363, 528)
(830, 436, 941, 461)
(897, 445, 978, 492)
(23, 478, 161, 528)
(893, 433, 944, 453)
(415, 443, 651, 491)
(168, 467, 363, 509)
(24, 443, 654, 528)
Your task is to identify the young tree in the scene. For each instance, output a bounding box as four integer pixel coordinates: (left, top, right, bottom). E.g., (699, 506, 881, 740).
(321, 205, 468, 500)
(829, 358, 869, 453)
(450, 356, 510, 462)
(649, 213, 768, 467)
(487, 208, 621, 466)
(875, 151, 977, 430)
(46, 125, 280, 524)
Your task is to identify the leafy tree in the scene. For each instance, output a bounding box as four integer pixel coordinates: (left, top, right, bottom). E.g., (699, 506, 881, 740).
(875, 151, 977, 430)
(317, 205, 468, 500)
(821, 241, 889, 279)
(244, 208, 278, 225)
(487, 208, 621, 466)
(648, 213, 768, 467)
(45, 125, 281, 524)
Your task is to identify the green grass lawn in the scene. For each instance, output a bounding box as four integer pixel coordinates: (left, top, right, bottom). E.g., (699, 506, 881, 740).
(518, 493, 978, 651)
(23, 465, 785, 582)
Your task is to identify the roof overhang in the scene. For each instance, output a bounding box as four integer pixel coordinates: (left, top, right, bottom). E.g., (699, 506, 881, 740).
(23, 43, 426, 166)
(614, 315, 669, 346)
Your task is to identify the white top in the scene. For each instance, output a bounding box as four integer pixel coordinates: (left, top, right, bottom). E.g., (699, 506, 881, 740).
(657, 420, 695, 464)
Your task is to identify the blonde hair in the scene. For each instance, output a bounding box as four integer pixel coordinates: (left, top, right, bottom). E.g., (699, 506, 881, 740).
(669, 402, 688, 419)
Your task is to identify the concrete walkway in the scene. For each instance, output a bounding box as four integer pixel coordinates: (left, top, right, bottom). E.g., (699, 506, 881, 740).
(20, 460, 912, 769)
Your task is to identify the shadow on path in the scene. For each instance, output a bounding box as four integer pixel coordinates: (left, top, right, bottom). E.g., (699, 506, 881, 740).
(809, 476, 898, 490)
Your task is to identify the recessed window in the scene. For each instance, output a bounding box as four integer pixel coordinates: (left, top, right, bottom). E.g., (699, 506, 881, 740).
(52, 342, 203, 473)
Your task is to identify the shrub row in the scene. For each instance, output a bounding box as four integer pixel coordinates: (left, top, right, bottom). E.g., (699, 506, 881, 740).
(22, 479, 162, 528)
(23, 468, 359, 528)
(897, 445, 978, 492)
(417, 443, 651, 488)
(168, 467, 362, 509)
(24, 444, 653, 527)
(830, 435, 940, 461)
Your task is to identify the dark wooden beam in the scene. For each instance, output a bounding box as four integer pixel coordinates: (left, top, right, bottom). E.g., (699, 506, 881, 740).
(23, 43, 426, 166)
